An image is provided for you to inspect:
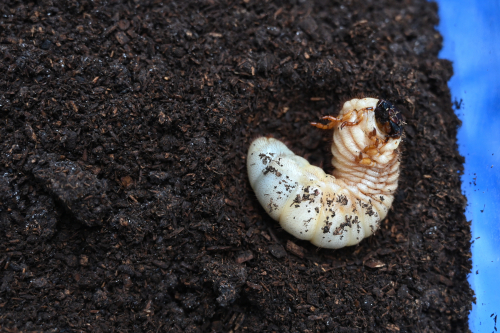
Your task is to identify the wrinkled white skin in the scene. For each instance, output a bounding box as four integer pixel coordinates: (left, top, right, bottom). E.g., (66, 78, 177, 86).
(247, 98, 402, 249)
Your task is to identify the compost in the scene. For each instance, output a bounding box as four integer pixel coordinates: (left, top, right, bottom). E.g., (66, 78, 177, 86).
(0, 0, 473, 332)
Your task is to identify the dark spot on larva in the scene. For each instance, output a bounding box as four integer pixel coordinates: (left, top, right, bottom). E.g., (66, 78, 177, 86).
(263, 165, 281, 177)
(334, 215, 359, 235)
(322, 220, 332, 233)
(267, 198, 276, 213)
(332, 226, 345, 235)
(315, 207, 319, 213)
(332, 219, 351, 235)
(380, 196, 385, 201)
(336, 194, 348, 206)
(258, 153, 272, 165)
(291, 194, 302, 206)
(366, 205, 375, 216)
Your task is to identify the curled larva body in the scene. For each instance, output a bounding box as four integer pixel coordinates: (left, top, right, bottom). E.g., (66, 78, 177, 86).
(247, 98, 403, 249)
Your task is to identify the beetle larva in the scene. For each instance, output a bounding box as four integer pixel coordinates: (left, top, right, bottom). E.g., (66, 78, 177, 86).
(247, 98, 404, 249)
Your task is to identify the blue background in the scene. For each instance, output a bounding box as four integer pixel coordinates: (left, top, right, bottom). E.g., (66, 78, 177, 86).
(435, 0, 500, 331)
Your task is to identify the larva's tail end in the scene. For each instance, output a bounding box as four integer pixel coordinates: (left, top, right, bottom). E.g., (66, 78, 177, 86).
(248, 137, 290, 157)
(247, 137, 294, 185)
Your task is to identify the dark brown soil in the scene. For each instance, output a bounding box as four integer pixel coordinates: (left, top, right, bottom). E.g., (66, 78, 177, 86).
(0, 0, 473, 332)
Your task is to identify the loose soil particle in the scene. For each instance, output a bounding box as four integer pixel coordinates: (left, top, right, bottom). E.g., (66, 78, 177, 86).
(0, 0, 473, 332)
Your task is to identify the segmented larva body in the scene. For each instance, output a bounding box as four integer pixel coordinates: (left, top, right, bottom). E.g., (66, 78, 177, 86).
(247, 98, 404, 249)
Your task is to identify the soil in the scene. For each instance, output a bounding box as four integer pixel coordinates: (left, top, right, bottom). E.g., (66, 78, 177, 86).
(0, 0, 473, 332)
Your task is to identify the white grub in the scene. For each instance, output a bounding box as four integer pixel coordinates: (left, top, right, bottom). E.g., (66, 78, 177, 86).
(247, 98, 403, 249)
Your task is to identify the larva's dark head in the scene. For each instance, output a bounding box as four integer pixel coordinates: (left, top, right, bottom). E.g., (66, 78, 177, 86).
(375, 99, 405, 138)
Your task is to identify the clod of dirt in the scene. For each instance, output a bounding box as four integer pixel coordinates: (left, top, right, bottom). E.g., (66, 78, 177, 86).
(204, 260, 247, 307)
(32, 155, 110, 226)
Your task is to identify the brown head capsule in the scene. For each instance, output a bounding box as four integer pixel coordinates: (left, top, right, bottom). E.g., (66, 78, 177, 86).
(375, 99, 405, 138)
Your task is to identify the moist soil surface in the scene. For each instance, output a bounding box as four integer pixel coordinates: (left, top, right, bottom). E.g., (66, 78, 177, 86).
(0, 0, 474, 332)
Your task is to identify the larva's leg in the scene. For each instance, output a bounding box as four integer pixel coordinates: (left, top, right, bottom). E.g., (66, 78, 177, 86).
(311, 110, 359, 130)
(358, 130, 382, 159)
(310, 121, 337, 130)
(368, 128, 377, 139)
(355, 152, 374, 166)
(311, 115, 342, 130)
(359, 157, 374, 166)
(362, 142, 380, 157)
(340, 113, 364, 129)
